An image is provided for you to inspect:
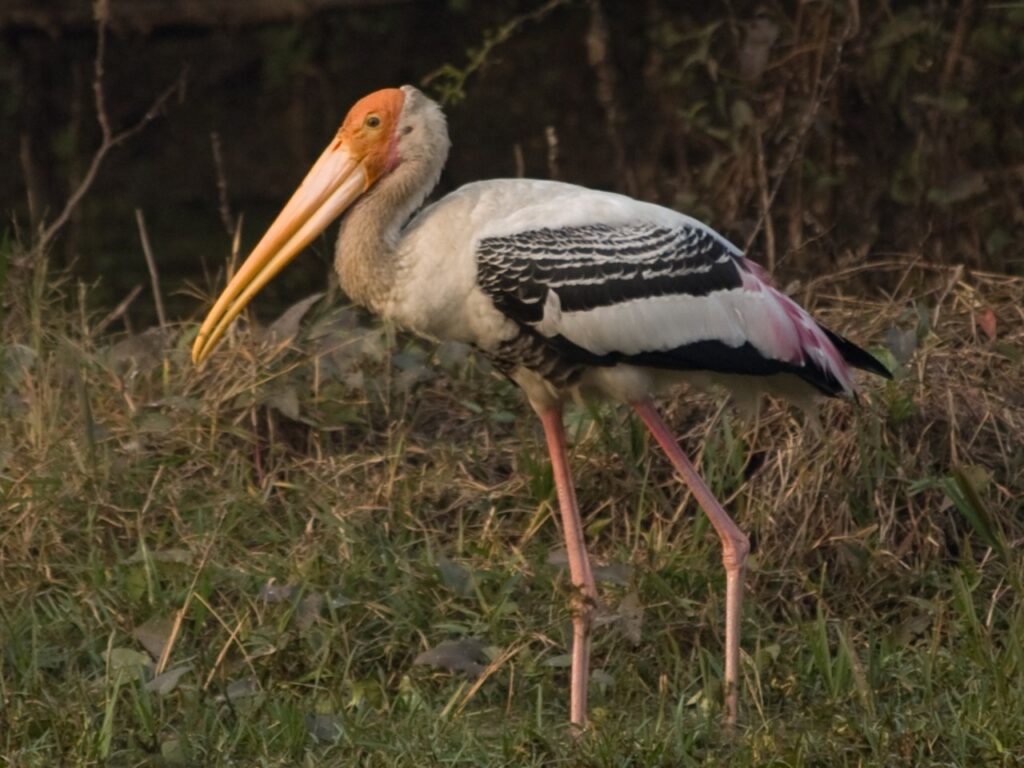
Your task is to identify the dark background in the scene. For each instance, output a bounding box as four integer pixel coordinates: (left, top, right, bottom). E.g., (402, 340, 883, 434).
(3, 0, 1022, 324)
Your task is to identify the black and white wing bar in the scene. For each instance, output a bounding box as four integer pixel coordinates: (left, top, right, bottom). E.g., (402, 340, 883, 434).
(477, 223, 741, 323)
(476, 222, 889, 397)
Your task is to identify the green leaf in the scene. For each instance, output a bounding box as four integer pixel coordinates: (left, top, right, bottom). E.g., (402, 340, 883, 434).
(305, 713, 344, 743)
(413, 638, 488, 677)
(986, 228, 1014, 256)
(262, 386, 300, 420)
(217, 676, 260, 702)
(926, 172, 987, 206)
(437, 556, 473, 597)
(616, 592, 643, 645)
(146, 665, 191, 695)
(126, 548, 192, 565)
(887, 392, 918, 425)
(160, 737, 187, 765)
(134, 411, 175, 434)
(105, 647, 151, 679)
(542, 654, 572, 668)
(913, 92, 970, 114)
(265, 292, 324, 344)
(133, 616, 175, 659)
(942, 467, 1008, 561)
(730, 99, 754, 129)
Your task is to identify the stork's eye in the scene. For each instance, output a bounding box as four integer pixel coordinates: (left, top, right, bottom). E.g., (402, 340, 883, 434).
(366, 115, 381, 128)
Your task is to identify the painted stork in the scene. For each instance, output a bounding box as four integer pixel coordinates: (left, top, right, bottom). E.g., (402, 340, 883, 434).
(192, 86, 890, 728)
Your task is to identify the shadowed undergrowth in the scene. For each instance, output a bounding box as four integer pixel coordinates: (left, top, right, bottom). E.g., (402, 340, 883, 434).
(1, 257, 1022, 766)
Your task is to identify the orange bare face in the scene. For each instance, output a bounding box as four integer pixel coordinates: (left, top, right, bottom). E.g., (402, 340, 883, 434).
(335, 88, 405, 185)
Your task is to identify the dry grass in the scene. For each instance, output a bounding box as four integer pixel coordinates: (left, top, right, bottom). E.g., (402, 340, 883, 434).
(2, 254, 1022, 766)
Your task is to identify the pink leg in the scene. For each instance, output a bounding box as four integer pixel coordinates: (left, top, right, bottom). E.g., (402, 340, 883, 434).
(633, 400, 749, 727)
(539, 407, 598, 729)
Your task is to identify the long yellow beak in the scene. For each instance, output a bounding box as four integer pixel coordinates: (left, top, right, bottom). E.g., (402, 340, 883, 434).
(192, 142, 368, 364)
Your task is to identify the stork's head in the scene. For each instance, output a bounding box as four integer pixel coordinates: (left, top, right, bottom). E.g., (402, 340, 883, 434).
(191, 85, 448, 364)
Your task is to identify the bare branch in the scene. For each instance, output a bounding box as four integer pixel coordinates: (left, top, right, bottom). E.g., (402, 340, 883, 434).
(753, 125, 776, 272)
(545, 126, 560, 181)
(210, 131, 235, 238)
(19, 134, 41, 229)
(422, 0, 570, 104)
(93, 0, 112, 143)
(135, 209, 167, 330)
(585, 0, 635, 196)
(34, 2, 185, 257)
(742, 0, 860, 259)
(4, 0, 411, 33)
(94, 284, 143, 335)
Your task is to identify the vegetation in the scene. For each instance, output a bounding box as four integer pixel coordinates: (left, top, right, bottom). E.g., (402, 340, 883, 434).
(2, 247, 1022, 765)
(5, 1, 1022, 306)
(2, 1, 1023, 766)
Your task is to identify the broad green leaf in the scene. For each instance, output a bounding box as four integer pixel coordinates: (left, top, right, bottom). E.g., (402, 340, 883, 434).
(146, 664, 191, 695)
(413, 638, 488, 677)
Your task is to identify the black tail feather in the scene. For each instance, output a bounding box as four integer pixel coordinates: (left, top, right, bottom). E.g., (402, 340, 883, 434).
(821, 327, 892, 379)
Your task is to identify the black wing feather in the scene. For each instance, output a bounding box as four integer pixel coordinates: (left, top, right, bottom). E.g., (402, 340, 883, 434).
(476, 222, 886, 397)
(477, 223, 743, 325)
(821, 327, 892, 379)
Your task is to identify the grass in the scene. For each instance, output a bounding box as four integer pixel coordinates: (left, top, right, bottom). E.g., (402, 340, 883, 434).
(2, 254, 1023, 766)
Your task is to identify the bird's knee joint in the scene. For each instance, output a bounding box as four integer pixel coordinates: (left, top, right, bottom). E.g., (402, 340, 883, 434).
(570, 588, 597, 623)
(722, 531, 750, 572)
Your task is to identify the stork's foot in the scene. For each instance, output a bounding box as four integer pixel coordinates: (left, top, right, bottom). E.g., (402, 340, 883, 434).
(723, 534, 749, 728)
(568, 590, 595, 730)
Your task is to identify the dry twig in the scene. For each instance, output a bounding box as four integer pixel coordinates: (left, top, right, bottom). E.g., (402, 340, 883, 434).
(586, 0, 635, 196)
(743, 0, 860, 258)
(545, 126, 561, 181)
(421, 0, 570, 103)
(94, 284, 143, 335)
(210, 131, 235, 238)
(134, 209, 167, 329)
(34, 0, 185, 257)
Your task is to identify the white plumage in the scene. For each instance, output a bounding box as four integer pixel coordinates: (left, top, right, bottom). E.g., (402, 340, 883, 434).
(193, 85, 889, 730)
(383, 177, 867, 412)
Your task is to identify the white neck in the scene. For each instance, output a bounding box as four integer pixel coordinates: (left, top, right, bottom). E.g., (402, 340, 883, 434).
(335, 145, 447, 315)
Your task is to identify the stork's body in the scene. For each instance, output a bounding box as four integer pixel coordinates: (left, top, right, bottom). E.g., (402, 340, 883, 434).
(361, 177, 875, 409)
(193, 86, 889, 729)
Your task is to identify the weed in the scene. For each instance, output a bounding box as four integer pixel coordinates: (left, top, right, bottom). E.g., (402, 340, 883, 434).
(1, 258, 1022, 765)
